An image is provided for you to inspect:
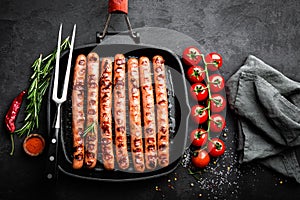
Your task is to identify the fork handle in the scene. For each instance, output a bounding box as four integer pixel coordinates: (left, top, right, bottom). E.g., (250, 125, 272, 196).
(45, 127, 59, 182)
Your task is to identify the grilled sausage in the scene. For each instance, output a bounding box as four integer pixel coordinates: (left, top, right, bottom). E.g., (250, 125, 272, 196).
(128, 58, 145, 172)
(72, 54, 87, 169)
(139, 56, 157, 170)
(99, 58, 115, 170)
(84, 52, 100, 169)
(113, 54, 129, 170)
(153, 55, 169, 167)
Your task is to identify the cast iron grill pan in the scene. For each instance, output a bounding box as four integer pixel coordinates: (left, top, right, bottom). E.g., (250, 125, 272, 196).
(47, 43, 191, 181)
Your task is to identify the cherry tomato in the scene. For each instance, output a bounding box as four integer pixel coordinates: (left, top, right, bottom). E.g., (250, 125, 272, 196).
(190, 128, 208, 147)
(210, 94, 226, 113)
(210, 114, 226, 133)
(209, 74, 225, 93)
(191, 105, 208, 124)
(207, 138, 226, 157)
(182, 46, 202, 66)
(192, 149, 210, 168)
(187, 66, 205, 83)
(205, 52, 223, 71)
(190, 83, 208, 101)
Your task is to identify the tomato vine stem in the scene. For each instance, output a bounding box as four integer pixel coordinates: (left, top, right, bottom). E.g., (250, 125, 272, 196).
(200, 54, 212, 140)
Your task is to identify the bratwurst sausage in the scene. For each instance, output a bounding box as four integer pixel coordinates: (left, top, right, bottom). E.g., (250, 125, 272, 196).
(113, 54, 129, 170)
(139, 56, 157, 170)
(153, 55, 169, 167)
(100, 58, 115, 170)
(72, 54, 87, 169)
(128, 57, 145, 172)
(84, 52, 100, 169)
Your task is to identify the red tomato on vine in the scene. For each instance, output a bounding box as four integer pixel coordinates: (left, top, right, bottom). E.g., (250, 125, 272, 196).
(205, 52, 223, 71)
(209, 74, 225, 93)
(210, 114, 226, 133)
(182, 46, 202, 66)
(210, 94, 226, 113)
(186, 66, 205, 83)
(192, 149, 210, 168)
(190, 128, 208, 147)
(207, 138, 226, 157)
(191, 105, 208, 124)
(190, 83, 208, 101)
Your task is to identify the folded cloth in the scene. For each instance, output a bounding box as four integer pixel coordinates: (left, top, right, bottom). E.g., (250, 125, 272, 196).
(226, 55, 300, 183)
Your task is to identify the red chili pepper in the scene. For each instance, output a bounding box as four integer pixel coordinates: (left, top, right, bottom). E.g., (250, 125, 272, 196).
(5, 90, 27, 133)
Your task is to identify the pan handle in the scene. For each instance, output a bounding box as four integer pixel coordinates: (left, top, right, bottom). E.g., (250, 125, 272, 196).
(96, 0, 140, 44)
(109, 0, 128, 14)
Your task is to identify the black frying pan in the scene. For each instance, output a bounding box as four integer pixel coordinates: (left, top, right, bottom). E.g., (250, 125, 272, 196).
(46, 0, 196, 182)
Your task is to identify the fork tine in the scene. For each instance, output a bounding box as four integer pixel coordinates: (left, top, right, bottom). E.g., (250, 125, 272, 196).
(52, 23, 63, 102)
(61, 24, 76, 101)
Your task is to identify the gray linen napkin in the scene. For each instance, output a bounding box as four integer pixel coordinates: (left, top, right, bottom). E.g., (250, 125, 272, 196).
(226, 55, 300, 183)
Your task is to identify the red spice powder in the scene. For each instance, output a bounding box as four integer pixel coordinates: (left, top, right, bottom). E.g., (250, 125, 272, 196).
(24, 136, 44, 155)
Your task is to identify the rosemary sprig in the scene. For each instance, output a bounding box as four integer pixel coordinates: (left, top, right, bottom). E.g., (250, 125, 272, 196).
(82, 122, 97, 137)
(15, 37, 70, 136)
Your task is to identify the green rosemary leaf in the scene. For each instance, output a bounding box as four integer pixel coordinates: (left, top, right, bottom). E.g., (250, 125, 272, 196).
(24, 112, 32, 121)
(28, 79, 37, 93)
(82, 122, 96, 137)
(42, 54, 51, 62)
(30, 71, 37, 80)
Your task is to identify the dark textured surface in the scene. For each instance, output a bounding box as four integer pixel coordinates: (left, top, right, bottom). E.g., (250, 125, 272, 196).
(0, 0, 299, 200)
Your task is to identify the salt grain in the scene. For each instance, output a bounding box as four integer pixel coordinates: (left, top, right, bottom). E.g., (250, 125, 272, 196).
(181, 128, 242, 199)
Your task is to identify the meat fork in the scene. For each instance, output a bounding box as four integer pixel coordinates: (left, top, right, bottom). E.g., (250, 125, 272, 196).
(45, 24, 76, 181)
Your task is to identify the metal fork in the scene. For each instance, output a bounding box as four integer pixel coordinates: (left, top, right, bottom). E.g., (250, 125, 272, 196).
(45, 24, 76, 181)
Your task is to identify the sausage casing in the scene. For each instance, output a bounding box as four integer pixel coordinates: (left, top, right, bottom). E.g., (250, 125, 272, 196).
(113, 54, 129, 170)
(72, 54, 87, 169)
(100, 58, 115, 170)
(84, 52, 100, 169)
(128, 58, 145, 172)
(153, 55, 169, 167)
(139, 56, 157, 170)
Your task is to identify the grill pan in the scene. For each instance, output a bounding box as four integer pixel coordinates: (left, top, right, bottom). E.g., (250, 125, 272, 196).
(46, 0, 195, 181)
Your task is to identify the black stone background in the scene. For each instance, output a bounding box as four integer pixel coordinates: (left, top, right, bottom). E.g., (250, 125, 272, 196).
(0, 0, 299, 199)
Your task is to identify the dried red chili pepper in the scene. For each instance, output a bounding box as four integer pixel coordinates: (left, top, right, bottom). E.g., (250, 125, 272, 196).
(5, 90, 27, 133)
